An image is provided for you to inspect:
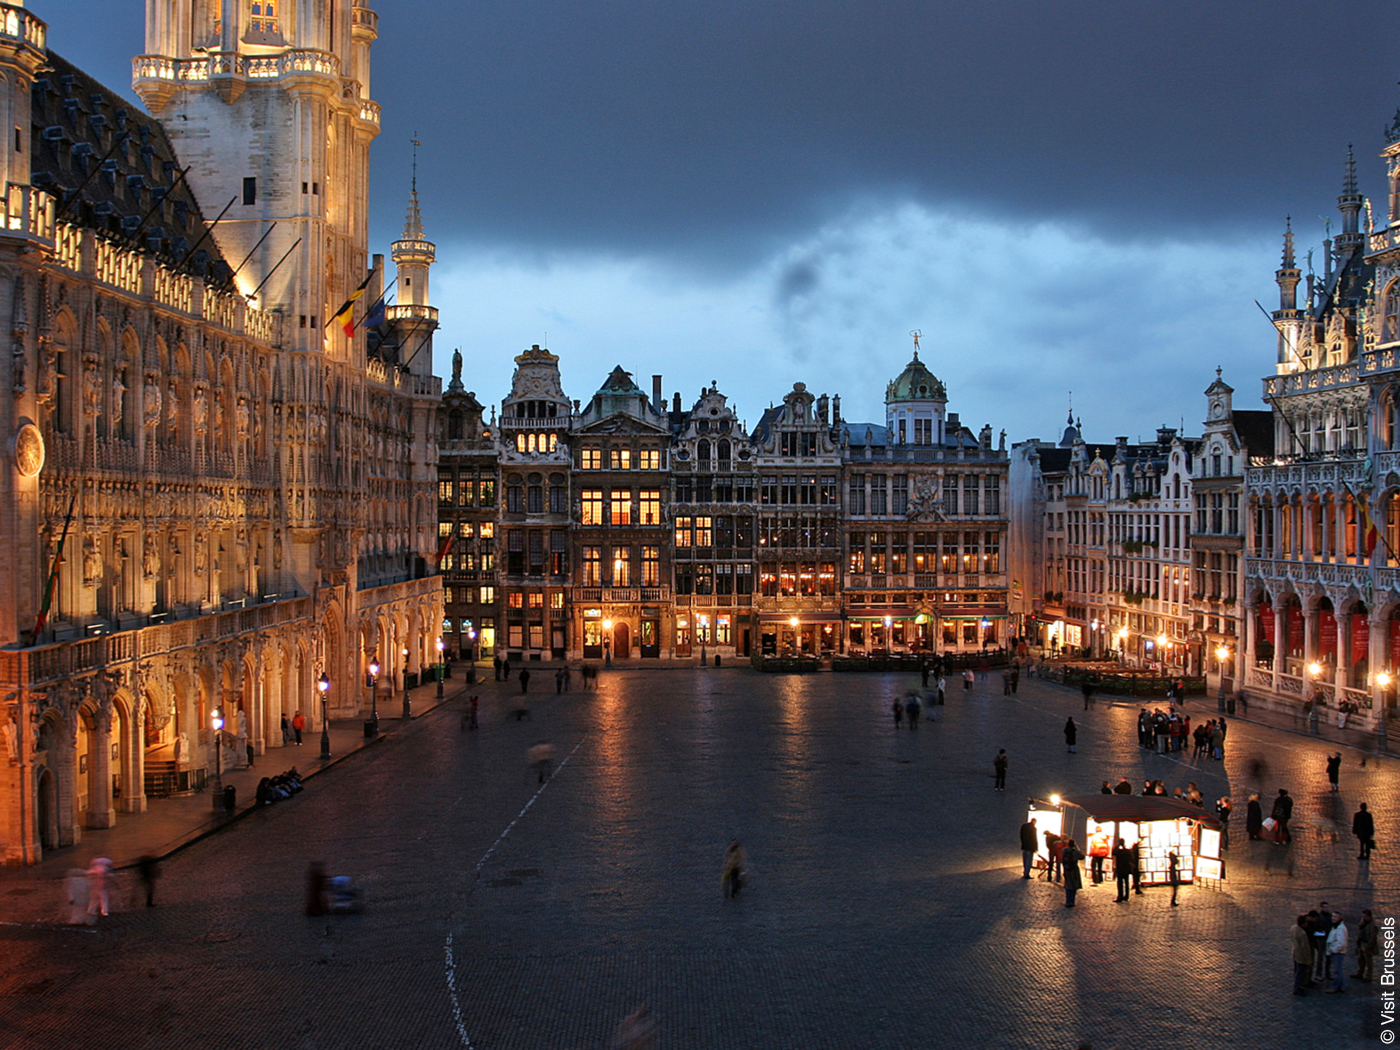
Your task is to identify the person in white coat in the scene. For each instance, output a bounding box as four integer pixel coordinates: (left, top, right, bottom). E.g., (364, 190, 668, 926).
(1325, 913, 1349, 993)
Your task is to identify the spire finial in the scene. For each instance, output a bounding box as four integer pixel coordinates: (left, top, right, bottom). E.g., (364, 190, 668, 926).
(1281, 216, 1295, 269)
(401, 134, 425, 240)
(909, 329, 921, 359)
(1216, 366, 1222, 380)
(1344, 144, 1359, 196)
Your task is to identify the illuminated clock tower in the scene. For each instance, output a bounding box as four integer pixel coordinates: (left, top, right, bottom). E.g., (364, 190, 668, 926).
(133, 0, 381, 355)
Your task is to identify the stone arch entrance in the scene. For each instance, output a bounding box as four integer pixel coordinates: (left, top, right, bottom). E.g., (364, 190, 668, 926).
(613, 621, 631, 659)
(36, 766, 58, 853)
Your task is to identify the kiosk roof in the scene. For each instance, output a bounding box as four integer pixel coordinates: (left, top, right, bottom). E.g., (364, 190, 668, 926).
(1063, 794, 1219, 825)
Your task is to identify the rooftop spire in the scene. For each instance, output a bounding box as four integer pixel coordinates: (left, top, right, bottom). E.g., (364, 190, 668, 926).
(1344, 144, 1359, 196)
(402, 132, 424, 240)
(1281, 216, 1295, 269)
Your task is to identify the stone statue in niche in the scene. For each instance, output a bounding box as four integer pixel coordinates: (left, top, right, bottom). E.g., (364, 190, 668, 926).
(451, 347, 463, 386)
(81, 360, 101, 418)
(273, 528, 283, 570)
(35, 346, 53, 404)
(166, 381, 179, 428)
(82, 535, 103, 587)
(2, 719, 16, 762)
(142, 534, 160, 580)
(193, 535, 206, 577)
(174, 731, 188, 768)
(11, 341, 24, 396)
(192, 388, 207, 435)
(143, 379, 162, 429)
(110, 374, 126, 431)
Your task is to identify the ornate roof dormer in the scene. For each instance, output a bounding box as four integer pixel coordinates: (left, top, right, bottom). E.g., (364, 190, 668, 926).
(885, 351, 947, 404)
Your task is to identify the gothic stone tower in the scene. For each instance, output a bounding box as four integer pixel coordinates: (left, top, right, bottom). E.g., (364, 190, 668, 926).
(133, 0, 379, 356)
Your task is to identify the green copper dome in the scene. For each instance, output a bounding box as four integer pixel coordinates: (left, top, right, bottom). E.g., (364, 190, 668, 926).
(885, 352, 947, 403)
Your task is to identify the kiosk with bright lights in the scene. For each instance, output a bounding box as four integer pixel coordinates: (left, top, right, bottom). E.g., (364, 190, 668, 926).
(1026, 794, 1224, 885)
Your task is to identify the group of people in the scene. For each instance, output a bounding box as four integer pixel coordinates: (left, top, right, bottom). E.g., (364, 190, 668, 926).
(1019, 816, 1181, 908)
(891, 692, 933, 728)
(1134, 706, 1226, 759)
(1291, 905, 1379, 995)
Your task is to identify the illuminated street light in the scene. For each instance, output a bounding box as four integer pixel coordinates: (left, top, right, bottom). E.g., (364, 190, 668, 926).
(402, 647, 412, 720)
(436, 637, 446, 698)
(210, 707, 224, 802)
(368, 655, 380, 734)
(1308, 661, 1323, 677)
(318, 671, 331, 760)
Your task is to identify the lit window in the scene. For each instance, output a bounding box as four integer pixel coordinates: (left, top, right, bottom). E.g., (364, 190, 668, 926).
(638, 449, 660, 470)
(582, 448, 602, 470)
(581, 489, 604, 525)
(250, 1, 279, 34)
(610, 490, 632, 525)
(638, 489, 661, 524)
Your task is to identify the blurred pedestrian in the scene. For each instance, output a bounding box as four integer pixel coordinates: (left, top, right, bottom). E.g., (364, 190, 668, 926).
(905, 693, 921, 730)
(1215, 797, 1232, 849)
(722, 840, 747, 899)
(611, 1004, 658, 1050)
(1082, 682, 1094, 709)
(1046, 830, 1063, 882)
(1010, 667, 1020, 694)
(891, 699, 903, 727)
(292, 710, 305, 745)
(528, 741, 556, 784)
(1064, 716, 1077, 754)
(86, 857, 113, 919)
(502, 654, 512, 680)
(1114, 777, 1133, 795)
(1326, 752, 1341, 793)
(937, 676, 946, 705)
(493, 654, 502, 681)
(519, 668, 531, 694)
(1167, 851, 1179, 906)
(64, 867, 89, 925)
(1113, 838, 1133, 902)
(1353, 802, 1375, 859)
(1002, 671, 1011, 696)
(469, 694, 479, 730)
(556, 669, 564, 694)
(305, 861, 328, 916)
(1271, 789, 1294, 844)
(280, 713, 291, 745)
(135, 854, 160, 907)
(963, 668, 974, 691)
(994, 749, 1008, 790)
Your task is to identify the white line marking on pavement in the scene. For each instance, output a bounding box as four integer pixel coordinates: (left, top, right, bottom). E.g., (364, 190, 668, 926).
(444, 736, 585, 1049)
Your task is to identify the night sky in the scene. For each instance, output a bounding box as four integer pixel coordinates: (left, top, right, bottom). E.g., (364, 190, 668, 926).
(30, 1, 1400, 442)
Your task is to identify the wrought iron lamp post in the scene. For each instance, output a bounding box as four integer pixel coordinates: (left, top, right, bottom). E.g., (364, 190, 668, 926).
(436, 637, 445, 698)
(318, 671, 331, 760)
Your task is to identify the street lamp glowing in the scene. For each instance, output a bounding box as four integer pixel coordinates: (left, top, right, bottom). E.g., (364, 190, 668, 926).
(1116, 627, 1128, 640)
(317, 672, 331, 759)
(369, 658, 380, 677)
(317, 672, 329, 695)
(436, 637, 445, 656)
(211, 708, 223, 731)
(1050, 794, 1061, 807)
(1379, 671, 1393, 688)
(603, 619, 613, 630)
(884, 616, 893, 628)
(789, 616, 800, 628)
(1308, 661, 1323, 677)
(1216, 645, 1230, 662)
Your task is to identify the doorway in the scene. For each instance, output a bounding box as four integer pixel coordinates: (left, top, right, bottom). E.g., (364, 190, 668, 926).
(613, 621, 631, 659)
(640, 618, 659, 658)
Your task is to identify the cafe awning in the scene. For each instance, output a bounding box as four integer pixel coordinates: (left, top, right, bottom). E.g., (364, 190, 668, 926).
(1063, 794, 1221, 828)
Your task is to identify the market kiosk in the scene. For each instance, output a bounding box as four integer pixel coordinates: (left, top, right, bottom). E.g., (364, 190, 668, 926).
(1026, 794, 1224, 885)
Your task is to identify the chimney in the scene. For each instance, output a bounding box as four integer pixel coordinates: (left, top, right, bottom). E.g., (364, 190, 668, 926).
(817, 394, 829, 422)
(652, 375, 663, 414)
(832, 394, 841, 424)
(672, 392, 681, 415)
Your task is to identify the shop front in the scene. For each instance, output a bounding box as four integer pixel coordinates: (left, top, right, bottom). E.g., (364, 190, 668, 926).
(759, 613, 841, 657)
(847, 611, 934, 655)
(1032, 794, 1224, 886)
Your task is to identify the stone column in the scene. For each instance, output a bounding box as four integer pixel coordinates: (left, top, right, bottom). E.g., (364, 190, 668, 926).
(1336, 607, 1351, 695)
(1370, 614, 1389, 720)
(127, 704, 148, 813)
(86, 707, 115, 829)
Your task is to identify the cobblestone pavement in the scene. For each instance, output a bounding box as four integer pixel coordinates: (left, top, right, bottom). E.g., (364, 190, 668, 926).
(1, 668, 1395, 1049)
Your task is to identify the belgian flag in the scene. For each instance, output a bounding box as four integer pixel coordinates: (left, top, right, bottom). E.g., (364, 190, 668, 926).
(329, 271, 376, 337)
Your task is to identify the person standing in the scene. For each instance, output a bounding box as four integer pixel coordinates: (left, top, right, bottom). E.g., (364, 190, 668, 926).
(1010, 666, 1020, 694)
(1310, 904, 1331, 983)
(1114, 778, 1133, 795)
(1292, 914, 1314, 996)
(994, 749, 1008, 791)
(963, 668, 974, 691)
(1112, 838, 1134, 902)
(556, 669, 564, 694)
(86, 857, 113, 919)
(1081, 682, 1094, 710)
(1062, 838, 1084, 907)
(891, 699, 903, 728)
(1271, 789, 1294, 844)
(502, 654, 512, 680)
(1246, 793, 1264, 840)
(291, 711, 305, 745)
(1064, 716, 1078, 754)
(519, 668, 531, 694)
(1215, 797, 1232, 849)
(905, 694, 921, 730)
(1353, 802, 1375, 859)
(1326, 753, 1342, 793)
(1210, 721, 1225, 760)
(722, 840, 747, 899)
(1167, 851, 1180, 906)
(468, 694, 479, 730)
(1356, 909, 1378, 982)
(1020, 816, 1038, 878)
(937, 676, 946, 705)
(493, 654, 502, 681)
(280, 713, 291, 745)
(921, 661, 930, 688)
(1325, 913, 1348, 993)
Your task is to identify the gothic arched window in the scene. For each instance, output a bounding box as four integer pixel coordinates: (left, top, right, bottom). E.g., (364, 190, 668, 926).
(1384, 282, 1400, 344)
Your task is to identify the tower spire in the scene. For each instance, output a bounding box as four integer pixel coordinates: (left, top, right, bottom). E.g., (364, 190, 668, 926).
(403, 132, 424, 240)
(1338, 144, 1365, 244)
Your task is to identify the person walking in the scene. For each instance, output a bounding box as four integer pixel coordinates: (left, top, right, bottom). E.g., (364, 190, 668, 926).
(905, 693, 921, 730)
(556, 669, 564, 694)
(280, 713, 292, 745)
(519, 668, 531, 694)
(1064, 716, 1078, 754)
(86, 857, 113, 919)
(468, 694, 479, 730)
(937, 676, 946, 705)
(891, 699, 903, 728)
(1325, 913, 1348, 993)
(1167, 851, 1180, 906)
(1020, 816, 1038, 878)
(1271, 789, 1294, 844)
(1353, 802, 1376, 859)
(502, 655, 512, 680)
(1081, 682, 1094, 710)
(722, 840, 747, 899)
(994, 749, 1008, 791)
(1326, 752, 1342, 793)
(135, 854, 161, 908)
(528, 741, 556, 784)
(493, 654, 502, 681)
(291, 711, 305, 745)
(1356, 909, 1378, 981)
(1061, 838, 1084, 907)
(1292, 914, 1314, 996)
(921, 661, 930, 688)
(963, 668, 974, 691)
(1112, 838, 1134, 902)
(1010, 667, 1020, 694)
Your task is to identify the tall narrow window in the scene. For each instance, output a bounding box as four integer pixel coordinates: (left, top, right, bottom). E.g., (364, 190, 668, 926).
(242, 177, 257, 205)
(250, 1, 279, 33)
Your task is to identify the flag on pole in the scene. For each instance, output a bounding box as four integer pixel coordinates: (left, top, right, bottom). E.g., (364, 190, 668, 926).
(436, 532, 454, 563)
(329, 271, 375, 337)
(1363, 499, 1381, 558)
(363, 297, 387, 331)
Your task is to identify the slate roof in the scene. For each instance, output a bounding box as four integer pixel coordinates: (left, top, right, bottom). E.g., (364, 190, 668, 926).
(31, 52, 232, 283)
(1232, 409, 1275, 459)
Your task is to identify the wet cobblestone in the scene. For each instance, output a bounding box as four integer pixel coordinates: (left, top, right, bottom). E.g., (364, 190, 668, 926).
(0, 669, 1394, 1048)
